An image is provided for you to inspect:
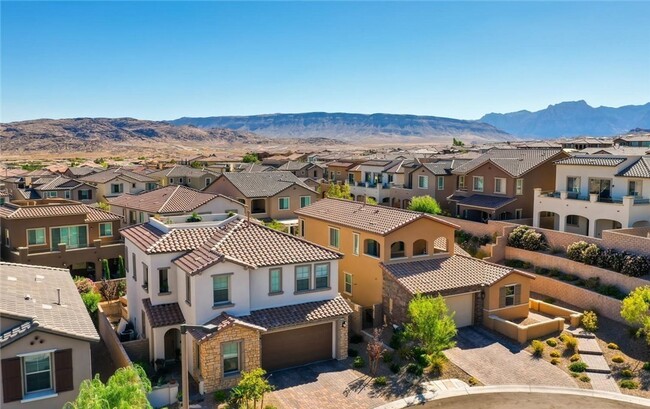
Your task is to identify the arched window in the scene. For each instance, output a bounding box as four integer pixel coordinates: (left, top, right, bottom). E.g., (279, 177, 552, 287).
(390, 241, 405, 259)
(434, 237, 448, 253)
(364, 239, 381, 258)
(413, 239, 427, 256)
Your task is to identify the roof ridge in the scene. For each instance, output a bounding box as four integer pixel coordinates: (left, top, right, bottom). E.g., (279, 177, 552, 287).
(158, 185, 182, 213)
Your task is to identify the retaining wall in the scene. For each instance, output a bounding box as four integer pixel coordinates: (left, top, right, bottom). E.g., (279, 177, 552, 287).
(123, 339, 149, 364)
(98, 302, 132, 369)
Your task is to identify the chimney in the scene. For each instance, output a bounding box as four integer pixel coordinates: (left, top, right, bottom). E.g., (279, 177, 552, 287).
(56, 288, 61, 305)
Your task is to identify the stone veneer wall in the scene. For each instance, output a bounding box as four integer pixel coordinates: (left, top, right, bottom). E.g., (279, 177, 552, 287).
(199, 325, 261, 393)
(337, 319, 349, 360)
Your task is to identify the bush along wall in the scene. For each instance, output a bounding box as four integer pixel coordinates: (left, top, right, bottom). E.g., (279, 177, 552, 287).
(454, 230, 495, 257)
(566, 241, 650, 277)
(508, 225, 546, 251)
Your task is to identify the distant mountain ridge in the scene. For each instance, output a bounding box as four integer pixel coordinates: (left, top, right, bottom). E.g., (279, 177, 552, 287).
(480, 101, 650, 138)
(170, 112, 510, 142)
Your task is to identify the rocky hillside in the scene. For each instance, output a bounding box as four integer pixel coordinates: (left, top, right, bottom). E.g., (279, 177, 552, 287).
(170, 112, 511, 142)
(0, 117, 263, 152)
(481, 101, 650, 138)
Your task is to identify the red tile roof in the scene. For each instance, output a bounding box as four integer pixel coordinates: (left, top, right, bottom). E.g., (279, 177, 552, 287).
(0, 201, 120, 222)
(142, 299, 185, 328)
(108, 185, 237, 214)
(240, 296, 351, 330)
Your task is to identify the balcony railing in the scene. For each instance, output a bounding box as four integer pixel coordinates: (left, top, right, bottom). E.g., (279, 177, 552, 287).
(539, 191, 650, 205)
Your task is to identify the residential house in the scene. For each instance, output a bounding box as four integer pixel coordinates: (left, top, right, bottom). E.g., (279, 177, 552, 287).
(347, 159, 399, 204)
(148, 165, 218, 190)
(325, 162, 356, 184)
(0, 262, 99, 409)
(533, 155, 650, 237)
(120, 214, 350, 392)
(31, 176, 98, 204)
(0, 199, 124, 280)
(80, 168, 157, 202)
(614, 133, 650, 148)
(450, 149, 568, 221)
(295, 198, 458, 331)
(559, 137, 613, 151)
(107, 185, 245, 225)
(63, 166, 101, 179)
(204, 172, 319, 229)
(277, 161, 325, 180)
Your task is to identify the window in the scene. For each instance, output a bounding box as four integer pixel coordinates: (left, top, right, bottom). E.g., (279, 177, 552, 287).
(46, 191, 57, 198)
(515, 209, 523, 219)
(300, 196, 311, 208)
(139, 212, 146, 223)
(566, 215, 580, 226)
(185, 274, 191, 304)
(567, 177, 580, 194)
(344, 273, 352, 294)
(222, 342, 240, 375)
(169, 178, 174, 184)
(278, 197, 290, 210)
(159, 268, 170, 294)
(494, 178, 506, 194)
(413, 239, 427, 256)
(4, 228, 9, 248)
(23, 353, 52, 394)
(328, 227, 340, 248)
(295, 265, 311, 292)
(205, 178, 212, 187)
(458, 175, 465, 189)
(64, 190, 71, 199)
(314, 263, 329, 289)
(131, 183, 136, 188)
(352, 232, 360, 256)
(364, 239, 381, 258)
(269, 268, 282, 294)
(390, 241, 405, 259)
(179, 178, 184, 184)
(628, 180, 642, 196)
(142, 263, 149, 291)
(213, 275, 230, 305)
(437, 176, 444, 190)
(99, 222, 113, 237)
(418, 175, 429, 189)
(515, 178, 524, 195)
(146, 182, 157, 191)
(501, 284, 520, 307)
(27, 228, 46, 246)
(299, 219, 305, 237)
(132, 253, 137, 281)
(50, 225, 87, 250)
(473, 176, 484, 192)
(110, 183, 123, 194)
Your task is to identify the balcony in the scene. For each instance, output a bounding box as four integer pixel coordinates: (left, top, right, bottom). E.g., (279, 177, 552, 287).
(540, 190, 650, 205)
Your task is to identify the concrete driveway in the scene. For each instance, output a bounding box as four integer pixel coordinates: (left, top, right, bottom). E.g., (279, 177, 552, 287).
(444, 326, 577, 388)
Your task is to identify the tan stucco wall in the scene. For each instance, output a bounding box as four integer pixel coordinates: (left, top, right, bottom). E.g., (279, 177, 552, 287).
(483, 272, 531, 321)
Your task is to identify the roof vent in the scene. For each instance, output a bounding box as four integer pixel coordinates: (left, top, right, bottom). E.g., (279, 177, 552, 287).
(42, 304, 52, 310)
(24, 294, 31, 300)
(7, 276, 16, 281)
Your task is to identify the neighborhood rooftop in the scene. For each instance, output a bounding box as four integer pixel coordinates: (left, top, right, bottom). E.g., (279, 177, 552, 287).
(107, 185, 237, 214)
(217, 171, 315, 197)
(452, 148, 564, 177)
(616, 156, 650, 178)
(80, 167, 156, 184)
(0, 200, 121, 222)
(555, 156, 629, 167)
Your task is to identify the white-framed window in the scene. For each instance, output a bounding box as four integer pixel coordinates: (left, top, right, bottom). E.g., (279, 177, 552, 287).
(110, 183, 123, 194)
(23, 352, 52, 395)
(278, 197, 290, 210)
(99, 222, 113, 237)
(628, 180, 642, 196)
(269, 268, 282, 294)
(295, 265, 311, 292)
(158, 268, 170, 294)
(64, 190, 71, 199)
(458, 175, 465, 189)
(4, 228, 9, 248)
(515, 178, 524, 195)
(473, 176, 484, 192)
(142, 263, 149, 291)
(169, 178, 174, 184)
(212, 274, 230, 305)
(314, 263, 330, 289)
(515, 209, 523, 219)
(46, 191, 57, 198)
(344, 272, 353, 295)
(185, 274, 191, 305)
(437, 176, 444, 190)
(501, 284, 520, 307)
(494, 177, 506, 194)
(352, 232, 360, 256)
(50, 225, 88, 251)
(205, 178, 212, 187)
(300, 196, 311, 208)
(418, 175, 429, 189)
(328, 227, 340, 248)
(222, 342, 240, 376)
(27, 228, 46, 246)
(179, 178, 184, 184)
(567, 176, 580, 194)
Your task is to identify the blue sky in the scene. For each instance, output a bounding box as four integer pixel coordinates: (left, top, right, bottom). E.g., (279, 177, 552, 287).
(2, 1, 649, 122)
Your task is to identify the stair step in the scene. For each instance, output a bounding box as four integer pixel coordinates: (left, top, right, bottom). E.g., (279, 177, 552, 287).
(581, 354, 611, 374)
(577, 337, 602, 354)
(566, 327, 595, 339)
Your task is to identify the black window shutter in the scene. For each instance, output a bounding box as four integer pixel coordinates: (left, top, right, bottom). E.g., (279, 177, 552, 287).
(54, 349, 74, 393)
(77, 190, 82, 200)
(2, 357, 23, 403)
(88, 189, 93, 200)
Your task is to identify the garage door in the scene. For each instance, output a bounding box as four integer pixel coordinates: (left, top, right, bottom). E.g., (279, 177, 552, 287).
(262, 322, 333, 371)
(444, 293, 474, 328)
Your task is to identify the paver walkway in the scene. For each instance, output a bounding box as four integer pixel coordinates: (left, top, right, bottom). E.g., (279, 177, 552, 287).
(444, 326, 576, 387)
(570, 328, 620, 393)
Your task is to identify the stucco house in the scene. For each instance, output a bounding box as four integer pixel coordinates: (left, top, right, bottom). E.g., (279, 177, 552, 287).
(276, 161, 325, 180)
(148, 165, 218, 190)
(0, 262, 99, 409)
(120, 214, 350, 393)
(80, 168, 158, 202)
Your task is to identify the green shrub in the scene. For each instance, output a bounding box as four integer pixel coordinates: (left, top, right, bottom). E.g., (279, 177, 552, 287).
(570, 354, 581, 362)
(350, 334, 364, 344)
(382, 351, 394, 363)
(621, 369, 633, 378)
(389, 332, 403, 349)
(563, 335, 578, 352)
(74, 276, 94, 294)
(620, 380, 639, 389)
(643, 362, 650, 371)
(81, 291, 101, 313)
(582, 244, 601, 265)
(213, 390, 227, 403)
(581, 311, 598, 333)
(531, 340, 545, 357)
(546, 338, 558, 347)
(607, 343, 619, 350)
(352, 356, 365, 368)
(570, 372, 579, 378)
(621, 255, 650, 277)
(550, 350, 560, 358)
(348, 348, 359, 357)
(373, 376, 388, 387)
(550, 246, 564, 255)
(406, 363, 424, 376)
(612, 355, 625, 364)
(585, 277, 600, 291)
(509, 226, 545, 250)
(428, 354, 446, 374)
(579, 374, 591, 383)
(551, 358, 560, 365)
(567, 241, 589, 262)
(568, 361, 588, 373)
(389, 363, 400, 374)
(468, 377, 479, 386)
(542, 297, 556, 304)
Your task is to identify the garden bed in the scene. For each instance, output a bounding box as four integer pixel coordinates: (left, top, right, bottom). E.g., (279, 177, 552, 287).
(523, 333, 590, 390)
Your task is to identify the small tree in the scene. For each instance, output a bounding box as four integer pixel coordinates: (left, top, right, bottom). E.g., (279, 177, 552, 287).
(228, 368, 274, 409)
(99, 278, 120, 304)
(407, 195, 442, 215)
(405, 294, 457, 358)
(365, 197, 378, 205)
(326, 183, 352, 200)
(367, 328, 385, 376)
(190, 161, 203, 169)
(242, 153, 260, 163)
(621, 286, 650, 344)
(582, 310, 598, 333)
(118, 255, 126, 277)
(186, 212, 202, 222)
(97, 201, 110, 211)
(102, 258, 111, 279)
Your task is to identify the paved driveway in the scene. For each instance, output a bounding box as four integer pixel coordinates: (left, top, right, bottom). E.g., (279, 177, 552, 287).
(445, 326, 577, 388)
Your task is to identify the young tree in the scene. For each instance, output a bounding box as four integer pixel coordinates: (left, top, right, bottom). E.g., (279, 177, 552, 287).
(367, 327, 385, 376)
(407, 195, 442, 215)
(365, 196, 377, 205)
(64, 364, 152, 409)
(621, 286, 650, 344)
(228, 368, 274, 409)
(242, 153, 260, 163)
(405, 294, 457, 358)
(326, 183, 352, 200)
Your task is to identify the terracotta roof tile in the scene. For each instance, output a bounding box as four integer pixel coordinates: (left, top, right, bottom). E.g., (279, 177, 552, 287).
(189, 313, 266, 342)
(218, 171, 315, 197)
(142, 299, 185, 328)
(556, 156, 628, 167)
(453, 149, 564, 177)
(0, 202, 120, 221)
(108, 185, 235, 214)
(148, 164, 214, 179)
(240, 296, 352, 330)
(616, 156, 650, 178)
(80, 168, 156, 184)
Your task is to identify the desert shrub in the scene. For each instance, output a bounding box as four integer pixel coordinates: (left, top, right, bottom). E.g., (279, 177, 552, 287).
(579, 374, 591, 382)
(620, 380, 639, 389)
(621, 369, 634, 378)
(612, 355, 625, 364)
(607, 343, 619, 350)
(582, 311, 598, 333)
(406, 363, 424, 376)
(570, 354, 581, 362)
(507, 226, 527, 248)
(348, 348, 359, 357)
(550, 246, 564, 255)
(621, 255, 650, 277)
(570, 372, 579, 378)
(382, 351, 394, 363)
(81, 291, 101, 314)
(568, 361, 587, 372)
(531, 340, 545, 357)
(550, 350, 560, 358)
(546, 338, 558, 347)
(508, 226, 545, 251)
(585, 277, 600, 291)
(428, 354, 446, 375)
(550, 358, 560, 365)
(352, 356, 365, 368)
(505, 259, 527, 269)
(644, 362, 650, 371)
(563, 334, 578, 351)
(389, 363, 400, 374)
(582, 244, 601, 265)
(567, 241, 589, 262)
(389, 332, 404, 349)
(213, 390, 227, 403)
(468, 377, 479, 386)
(74, 276, 94, 294)
(350, 334, 364, 344)
(373, 376, 388, 387)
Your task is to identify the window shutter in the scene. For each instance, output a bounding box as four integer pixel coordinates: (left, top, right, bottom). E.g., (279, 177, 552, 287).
(2, 357, 22, 403)
(499, 286, 506, 308)
(55, 349, 74, 393)
(88, 190, 93, 200)
(514, 284, 522, 306)
(77, 190, 82, 200)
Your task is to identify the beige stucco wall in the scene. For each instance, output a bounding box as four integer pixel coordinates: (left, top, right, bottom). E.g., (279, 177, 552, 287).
(483, 272, 531, 321)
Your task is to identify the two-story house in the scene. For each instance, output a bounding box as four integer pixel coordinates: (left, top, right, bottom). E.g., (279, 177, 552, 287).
(0, 263, 99, 409)
(276, 161, 325, 180)
(120, 214, 350, 393)
(325, 162, 357, 184)
(533, 155, 650, 237)
(107, 185, 245, 225)
(80, 168, 158, 202)
(295, 198, 458, 331)
(31, 176, 98, 204)
(0, 199, 123, 280)
(148, 165, 218, 190)
(348, 159, 398, 204)
(450, 149, 568, 221)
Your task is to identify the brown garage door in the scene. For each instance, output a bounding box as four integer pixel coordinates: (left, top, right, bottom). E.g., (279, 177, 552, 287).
(262, 322, 333, 371)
